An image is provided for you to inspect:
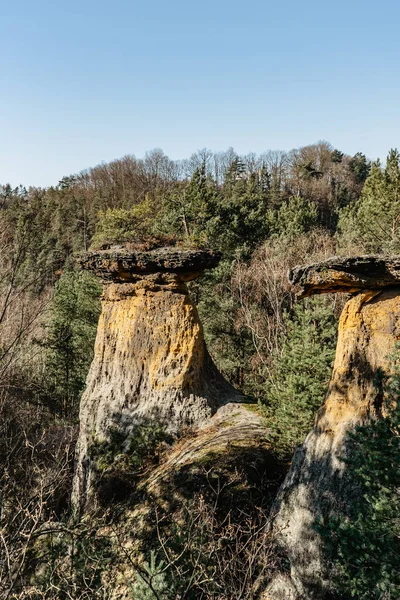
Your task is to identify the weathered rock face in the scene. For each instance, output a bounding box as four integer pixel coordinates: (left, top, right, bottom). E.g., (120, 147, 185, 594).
(78, 246, 222, 282)
(266, 257, 400, 600)
(72, 247, 242, 513)
(290, 255, 400, 297)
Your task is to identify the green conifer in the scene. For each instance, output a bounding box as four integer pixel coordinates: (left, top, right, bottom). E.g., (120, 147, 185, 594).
(264, 297, 336, 457)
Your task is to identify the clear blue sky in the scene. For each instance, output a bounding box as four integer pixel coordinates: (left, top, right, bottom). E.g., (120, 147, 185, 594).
(1, 0, 399, 187)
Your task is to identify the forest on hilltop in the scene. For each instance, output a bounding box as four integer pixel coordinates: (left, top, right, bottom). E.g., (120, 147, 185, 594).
(1, 140, 399, 599)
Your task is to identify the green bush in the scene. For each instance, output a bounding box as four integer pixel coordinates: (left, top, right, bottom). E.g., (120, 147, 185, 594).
(318, 366, 400, 599)
(267, 196, 318, 240)
(263, 297, 337, 458)
(91, 195, 155, 247)
(130, 551, 171, 600)
(42, 269, 101, 417)
(89, 422, 173, 504)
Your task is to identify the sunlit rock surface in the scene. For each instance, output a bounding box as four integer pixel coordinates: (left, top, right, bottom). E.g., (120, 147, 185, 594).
(72, 246, 243, 513)
(266, 257, 400, 599)
(290, 255, 400, 297)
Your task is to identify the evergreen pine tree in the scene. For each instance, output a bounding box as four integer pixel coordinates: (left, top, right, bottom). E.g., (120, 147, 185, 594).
(43, 269, 101, 417)
(211, 163, 270, 258)
(348, 151, 371, 184)
(155, 162, 218, 245)
(130, 551, 171, 600)
(264, 297, 337, 457)
(339, 149, 400, 252)
(267, 195, 318, 240)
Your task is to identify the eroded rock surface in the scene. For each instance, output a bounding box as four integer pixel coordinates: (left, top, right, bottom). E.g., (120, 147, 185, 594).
(72, 246, 242, 513)
(290, 255, 400, 297)
(266, 257, 400, 599)
(78, 246, 221, 282)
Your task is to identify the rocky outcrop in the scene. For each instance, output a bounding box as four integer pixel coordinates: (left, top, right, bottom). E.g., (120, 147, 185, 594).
(72, 246, 243, 513)
(102, 402, 279, 600)
(290, 255, 400, 297)
(266, 256, 400, 599)
(78, 246, 221, 282)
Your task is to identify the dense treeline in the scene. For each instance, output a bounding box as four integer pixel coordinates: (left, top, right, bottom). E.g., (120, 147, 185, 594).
(0, 140, 370, 405)
(1, 141, 399, 598)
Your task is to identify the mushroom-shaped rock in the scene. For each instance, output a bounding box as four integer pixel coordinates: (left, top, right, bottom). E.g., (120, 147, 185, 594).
(78, 246, 222, 282)
(72, 246, 242, 513)
(267, 256, 400, 599)
(290, 255, 400, 297)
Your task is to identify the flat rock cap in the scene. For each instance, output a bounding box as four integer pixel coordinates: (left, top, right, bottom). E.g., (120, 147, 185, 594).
(78, 246, 221, 282)
(289, 255, 400, 297)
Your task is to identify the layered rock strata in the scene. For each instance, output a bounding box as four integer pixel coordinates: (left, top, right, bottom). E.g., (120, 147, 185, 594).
(266, 256, 400, 600)
(72, 246, 242, 513)
(290, 255, 400, 297)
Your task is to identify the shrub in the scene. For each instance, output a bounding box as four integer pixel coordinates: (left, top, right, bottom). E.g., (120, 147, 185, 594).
(263, 297, 337, 458)
(318, 362, 400, 599)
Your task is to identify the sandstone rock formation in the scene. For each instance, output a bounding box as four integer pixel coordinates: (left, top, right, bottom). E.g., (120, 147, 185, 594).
(72, 246, 243, 513)
(290, 255, 400, 297)
(266, 256, 400, 600)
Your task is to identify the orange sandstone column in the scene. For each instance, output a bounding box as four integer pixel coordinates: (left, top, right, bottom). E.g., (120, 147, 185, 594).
(266, 256, 400, 600)
(72, 247, 242, 513)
